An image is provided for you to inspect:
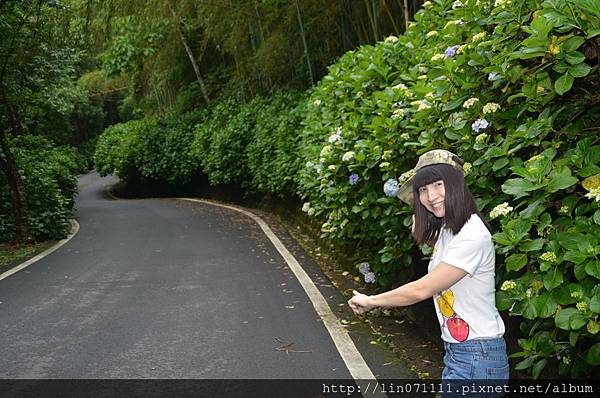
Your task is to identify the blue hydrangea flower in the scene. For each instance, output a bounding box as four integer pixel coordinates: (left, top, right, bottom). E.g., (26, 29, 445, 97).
(328, 132, 342, 144)
(364, 272, 376, 284)
(358, 262, 370, 275)
(444, 45, 461, 58)
(471, 118, 489, 132)
(383, 179, 400, 197)
(349, 173, 360, 185)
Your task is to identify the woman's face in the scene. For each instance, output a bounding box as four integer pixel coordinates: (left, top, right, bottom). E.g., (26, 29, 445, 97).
(418, 180, 445, 218)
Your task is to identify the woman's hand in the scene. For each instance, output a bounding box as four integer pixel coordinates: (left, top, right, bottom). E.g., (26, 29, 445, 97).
(348, 290, 375, 314)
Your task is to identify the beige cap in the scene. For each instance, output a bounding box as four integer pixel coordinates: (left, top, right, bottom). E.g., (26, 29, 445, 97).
(396, 149, 464, 205)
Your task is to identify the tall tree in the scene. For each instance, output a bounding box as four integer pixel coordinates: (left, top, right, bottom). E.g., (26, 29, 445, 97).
(0, 0, 81, 241)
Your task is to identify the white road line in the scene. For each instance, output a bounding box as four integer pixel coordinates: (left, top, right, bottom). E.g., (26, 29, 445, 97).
(181, 198, 379, 383)
(0, 219, 80, 282)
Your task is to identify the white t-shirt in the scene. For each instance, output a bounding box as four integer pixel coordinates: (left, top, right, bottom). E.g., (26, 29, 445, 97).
(428, 214, 505, 343)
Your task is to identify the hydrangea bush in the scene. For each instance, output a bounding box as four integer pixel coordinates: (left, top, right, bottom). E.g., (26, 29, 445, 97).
(297, 0, 600, 377)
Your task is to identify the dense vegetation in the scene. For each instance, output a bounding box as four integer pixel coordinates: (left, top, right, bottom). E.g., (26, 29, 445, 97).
(3, 0, 599, 379)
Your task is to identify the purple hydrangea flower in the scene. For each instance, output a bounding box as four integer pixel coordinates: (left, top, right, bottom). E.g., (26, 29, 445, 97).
(383, 179, 400, 197)
(349, 173, 360, 185)
(364, 272, 376, 284)
(358, 262, 371, 275)
(444, 45, 461, 58)
(471, 118, 490, 132)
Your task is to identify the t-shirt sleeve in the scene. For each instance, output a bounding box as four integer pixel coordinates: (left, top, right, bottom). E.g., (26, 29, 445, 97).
(440, 224, 488, 276)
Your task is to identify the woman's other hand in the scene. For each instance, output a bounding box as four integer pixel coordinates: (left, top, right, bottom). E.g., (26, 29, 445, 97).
(348, 290, 375, 314)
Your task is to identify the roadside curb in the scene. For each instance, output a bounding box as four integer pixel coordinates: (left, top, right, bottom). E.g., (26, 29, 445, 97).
(181, 198, 383, 389)
(0, 219, 80, 282)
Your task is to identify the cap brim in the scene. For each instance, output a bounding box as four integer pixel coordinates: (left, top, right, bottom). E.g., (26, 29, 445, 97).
(396, 178, 414, 206)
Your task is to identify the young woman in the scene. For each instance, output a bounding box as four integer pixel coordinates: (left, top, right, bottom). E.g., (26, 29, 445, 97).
(348, 149, 509, 387)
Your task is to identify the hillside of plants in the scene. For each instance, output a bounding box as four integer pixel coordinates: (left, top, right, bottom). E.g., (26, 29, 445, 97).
(2, 0, 599, 379)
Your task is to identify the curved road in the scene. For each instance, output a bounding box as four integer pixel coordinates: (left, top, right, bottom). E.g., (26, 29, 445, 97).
(0, 172, 413, 395)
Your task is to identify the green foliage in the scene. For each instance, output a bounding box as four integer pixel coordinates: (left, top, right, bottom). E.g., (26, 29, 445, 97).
(0, 136, 81, 242)
(245, 91, 308, 197)
(192, 98, 261, 188)
(296, 0, 600, 378)
(95, 111, 206, 184)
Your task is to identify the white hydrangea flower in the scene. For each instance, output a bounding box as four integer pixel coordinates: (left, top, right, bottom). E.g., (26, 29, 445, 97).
(483, 102, 501, 114)
(313, 99, 322, 106)
(392, 83, 408, 90)
(426, 30, 438, 38)
(307, 208, 315, 216)
(415, 100, 431, 111)
(425, 92, 435, 100)
(391, 108, 405, 119)
(452, 1, 464, 8)
(585, 187, 600, 202)
(472, 32, 487, 42)
(463, 162, 472, 174)
(494, 0, 512, 8)
(400, 132, 410, 140)
(540, 251, 558, 264)
(475, 133, 488, 143)
(328, 164, 337, 171)
(500, 280, 517, 291)
(342, 151, 355, 162)
(431, 53, 446, 62)
(320, 145, 332, 159)
(489, 202, 513, 219)
(302, 202, 311, 212)
(384, 35, 398, 43)
(463, 97, 480, 109)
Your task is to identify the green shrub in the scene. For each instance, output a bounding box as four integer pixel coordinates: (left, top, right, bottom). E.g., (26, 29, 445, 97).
(297, 0, 599, 378)
(94, 119, 154, 181)
(95, 111, 207, 185)
(246, 91, 309, 197)
(0, 135, 80, 241)
(192, 97, 266, 189)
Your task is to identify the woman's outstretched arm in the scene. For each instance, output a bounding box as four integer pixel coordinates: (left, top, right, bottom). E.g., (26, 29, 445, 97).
(348, 262, 467, 314)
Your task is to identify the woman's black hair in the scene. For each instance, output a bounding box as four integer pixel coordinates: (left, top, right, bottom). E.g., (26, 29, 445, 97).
(412, 162, 490, 246)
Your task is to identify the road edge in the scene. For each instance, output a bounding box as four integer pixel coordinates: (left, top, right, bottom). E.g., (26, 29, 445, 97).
(0, 219, 80, 282)
(181, 198, 382, 387)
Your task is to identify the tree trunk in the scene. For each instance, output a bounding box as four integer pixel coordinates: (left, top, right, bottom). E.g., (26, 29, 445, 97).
(403, 0, 410, 32)
(170, 7, 210, 105)
(293, 0, 314, 87)
(0, 129, 28, 242)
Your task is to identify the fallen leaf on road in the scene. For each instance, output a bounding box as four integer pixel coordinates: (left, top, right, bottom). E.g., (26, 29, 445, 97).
(274, 338, 312, 354)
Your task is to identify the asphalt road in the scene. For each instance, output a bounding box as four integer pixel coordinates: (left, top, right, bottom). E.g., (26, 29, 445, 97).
(0, 172, 410, 384)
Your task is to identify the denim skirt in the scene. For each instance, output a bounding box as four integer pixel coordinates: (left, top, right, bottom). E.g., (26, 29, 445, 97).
(441, 337, 509, 397)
